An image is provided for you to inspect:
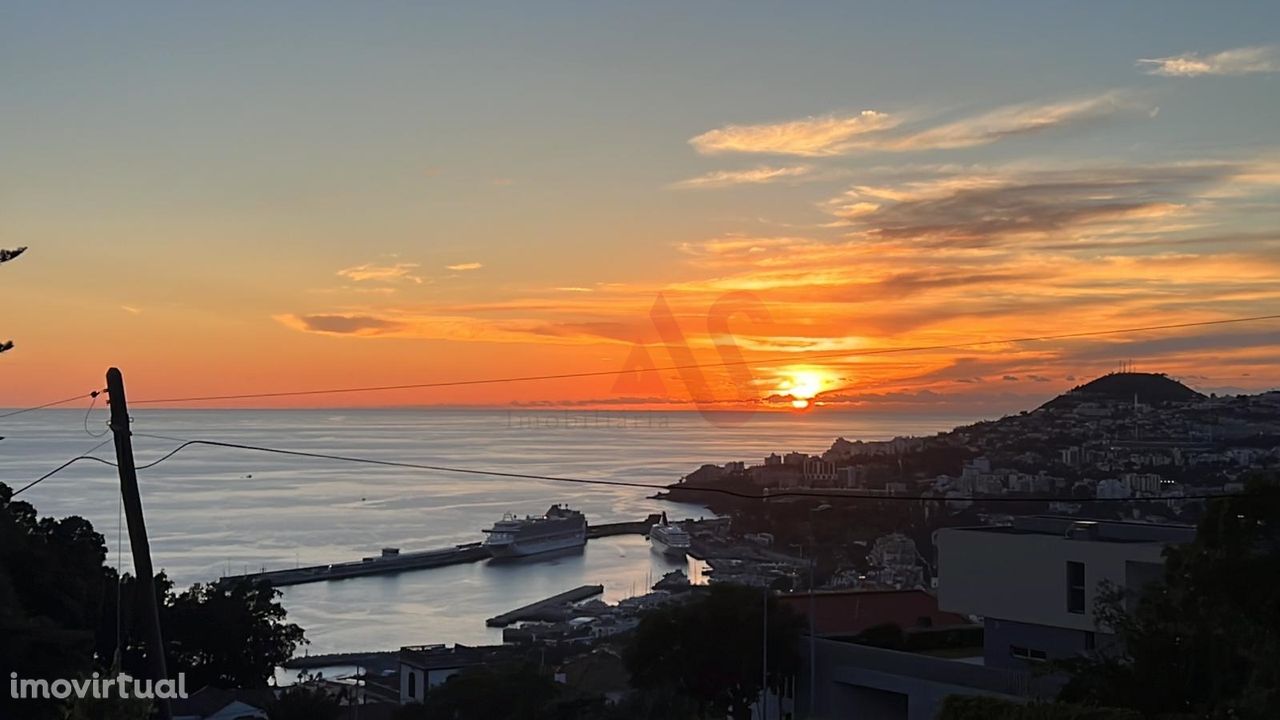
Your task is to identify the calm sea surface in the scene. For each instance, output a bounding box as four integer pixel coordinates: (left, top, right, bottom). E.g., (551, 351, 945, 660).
(1, 408, 971, 653)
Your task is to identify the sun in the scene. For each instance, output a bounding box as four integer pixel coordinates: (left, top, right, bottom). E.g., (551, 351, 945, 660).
(774, 368, 833, 411)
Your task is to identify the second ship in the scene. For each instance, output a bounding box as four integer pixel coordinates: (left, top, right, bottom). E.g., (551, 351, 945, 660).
(648, 512, 691, 557)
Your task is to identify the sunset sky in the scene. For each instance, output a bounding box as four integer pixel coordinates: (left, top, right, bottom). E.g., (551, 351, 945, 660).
(2, 2, 1279, 413)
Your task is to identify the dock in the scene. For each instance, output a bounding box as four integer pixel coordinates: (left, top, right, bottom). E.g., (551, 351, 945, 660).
(587, 513, 661, 538)
(220, 542, 493, 588)
(485, 584, 604, 627)
(220, 514, 666, 588)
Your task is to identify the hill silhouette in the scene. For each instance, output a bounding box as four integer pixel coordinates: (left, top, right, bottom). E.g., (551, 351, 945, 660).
(1042, 372, 1203, 409)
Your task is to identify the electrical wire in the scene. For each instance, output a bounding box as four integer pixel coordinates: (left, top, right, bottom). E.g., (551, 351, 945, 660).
(8, 313, 1279, 414)
(83, 390, 109, 438)
(21, 431, 1231, 504)
(125, 313, 1280, 405)
(1, 389, 106, 419)
(9, 438, 114, 497)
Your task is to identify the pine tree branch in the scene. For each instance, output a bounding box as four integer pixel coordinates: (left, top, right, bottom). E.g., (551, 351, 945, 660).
(0, 246, 28, 263)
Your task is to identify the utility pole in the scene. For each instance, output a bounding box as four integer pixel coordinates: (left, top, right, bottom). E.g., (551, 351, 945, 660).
(107, 367, 173, 720)
(808, 553, 816, 718)
(761, 585, 769, 720)
(806, 504, 829, 718)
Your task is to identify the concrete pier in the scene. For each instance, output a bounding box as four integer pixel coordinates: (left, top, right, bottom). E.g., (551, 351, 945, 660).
(220, 542, 492, 588)
(484, 584, 604, 627)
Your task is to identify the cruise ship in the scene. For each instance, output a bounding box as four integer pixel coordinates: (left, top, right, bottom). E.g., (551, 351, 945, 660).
(648, 513, 691, 557)
(482, 505, 587, 558)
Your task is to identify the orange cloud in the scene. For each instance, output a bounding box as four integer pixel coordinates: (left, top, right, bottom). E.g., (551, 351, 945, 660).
(688, 92, 1147, 157)
(336, 262, 423, 284)
(689, 111, 899, 156)
(882, 91, 1146, 151)
(669, 165, 816, 189)
(1138, 46, 1279, 77)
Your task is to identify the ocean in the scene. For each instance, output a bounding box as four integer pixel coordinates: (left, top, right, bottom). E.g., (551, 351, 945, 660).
(1, 408, 971, 653)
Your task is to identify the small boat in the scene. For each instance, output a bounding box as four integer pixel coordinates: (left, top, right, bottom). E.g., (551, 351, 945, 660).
(648, 512, 691, 557)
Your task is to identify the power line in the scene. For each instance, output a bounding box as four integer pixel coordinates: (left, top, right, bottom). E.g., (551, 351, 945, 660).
(11, 430, 1244, 505)
(9, 438, 114, 498)
(6, 313, 1279, 414)
(83, 390, 109, 438)
(0, 389, 105, 419)
(124, 313, 1280, 405)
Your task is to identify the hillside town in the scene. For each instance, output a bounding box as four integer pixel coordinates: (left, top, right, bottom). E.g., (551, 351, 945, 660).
(658, 373, 1280, 591)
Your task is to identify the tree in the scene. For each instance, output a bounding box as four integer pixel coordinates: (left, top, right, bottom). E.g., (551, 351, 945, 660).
(938, 696, 1140, 720)
(1, 245, 27, 353)
(0, 482, 110, 720)
(587, 685, 699, 720)
(624, 584, 803, 719)
(64, 694, 154, 720)
(268, 681, 342, 720)
(102, 573, 307, 689)
(1059, 473, 1280, 719)
(392, 664, 568, 720)
(2, 482, 307, 720)
(165, 578, 306, 688)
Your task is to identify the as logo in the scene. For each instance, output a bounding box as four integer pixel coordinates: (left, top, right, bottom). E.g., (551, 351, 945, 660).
(613, 291, 771, 426)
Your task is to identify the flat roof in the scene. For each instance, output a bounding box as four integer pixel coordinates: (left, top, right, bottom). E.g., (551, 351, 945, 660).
(951, 515, 1195, 544)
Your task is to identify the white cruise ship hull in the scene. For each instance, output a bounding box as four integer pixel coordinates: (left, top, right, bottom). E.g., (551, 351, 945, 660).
(487, 533, 585, 559)
(649, 534, 689, 558)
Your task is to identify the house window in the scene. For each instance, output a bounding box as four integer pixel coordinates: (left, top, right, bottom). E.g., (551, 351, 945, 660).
(1084, 631, 1096, 651)
(1067, 561, 1086, 614)
(407, 670, 417, 700)
(1010, 646, 1048, 662)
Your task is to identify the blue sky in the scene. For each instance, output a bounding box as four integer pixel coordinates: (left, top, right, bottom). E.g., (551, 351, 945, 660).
(2, 2, 1278, 408)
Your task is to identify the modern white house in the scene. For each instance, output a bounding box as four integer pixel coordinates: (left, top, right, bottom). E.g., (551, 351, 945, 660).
(936, 516, 1195, 670)
(798, 516, 1196, 720)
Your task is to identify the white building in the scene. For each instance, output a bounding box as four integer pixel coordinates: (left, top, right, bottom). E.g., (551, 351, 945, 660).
(400, 645, 509, 704)
(936, 517, 1194, 670)
(799, 516, 1195, 720)
(1095, 478, 1131, 499)
(803, 457, 838, 485)
(1121, 472, 1162, 496)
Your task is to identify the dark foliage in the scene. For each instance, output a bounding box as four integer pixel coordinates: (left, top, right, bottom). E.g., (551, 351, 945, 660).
(0, 483, 109, 719)
(939, 696, 1141, 720)
(391, 664, 581, 720)
(624, 584, 803, 719)
(1, 483, 307, 719)
(268, 682, 343, 720)
(1059, 473, 1280, 719)
(96, 571, 305, 689)
(1, 245, 25, 353)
